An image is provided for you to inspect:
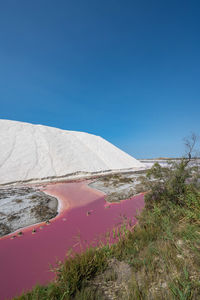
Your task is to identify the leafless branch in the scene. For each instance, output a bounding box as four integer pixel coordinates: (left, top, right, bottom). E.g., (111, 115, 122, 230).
(183, 132, 199, 161)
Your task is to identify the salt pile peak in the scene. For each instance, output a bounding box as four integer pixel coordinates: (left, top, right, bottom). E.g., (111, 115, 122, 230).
(0, 119, 144, 185)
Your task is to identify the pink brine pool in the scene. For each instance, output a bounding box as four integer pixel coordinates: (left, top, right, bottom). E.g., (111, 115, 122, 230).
(0, 181, 144, 300)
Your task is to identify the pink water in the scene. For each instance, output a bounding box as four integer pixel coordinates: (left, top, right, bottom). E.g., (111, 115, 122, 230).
(0, 181, 144, 300)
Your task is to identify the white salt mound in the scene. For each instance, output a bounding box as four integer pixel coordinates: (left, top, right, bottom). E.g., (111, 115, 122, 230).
(0, 119, 144, 185)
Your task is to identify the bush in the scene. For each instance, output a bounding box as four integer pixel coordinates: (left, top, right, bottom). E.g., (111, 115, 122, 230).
(144, 159, 199, 208)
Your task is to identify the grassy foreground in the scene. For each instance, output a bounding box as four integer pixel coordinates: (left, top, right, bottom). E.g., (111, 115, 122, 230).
(15, 161, 200, 300)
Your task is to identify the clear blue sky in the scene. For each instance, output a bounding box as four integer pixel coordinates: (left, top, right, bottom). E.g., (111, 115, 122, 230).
(0, 1, 200, 158)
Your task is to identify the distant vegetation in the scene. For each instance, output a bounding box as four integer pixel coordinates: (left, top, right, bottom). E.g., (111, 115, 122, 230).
(15, 135, 200, 300)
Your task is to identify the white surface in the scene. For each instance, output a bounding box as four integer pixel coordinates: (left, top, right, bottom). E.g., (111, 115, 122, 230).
(0, 119, 144, 185)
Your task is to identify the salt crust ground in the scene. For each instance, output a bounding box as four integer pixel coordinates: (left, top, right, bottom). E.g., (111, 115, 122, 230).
(0, 186, 58, 237)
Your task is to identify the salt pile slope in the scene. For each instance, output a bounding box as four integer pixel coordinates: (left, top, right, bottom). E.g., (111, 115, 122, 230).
(0, 119, 144, 185)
